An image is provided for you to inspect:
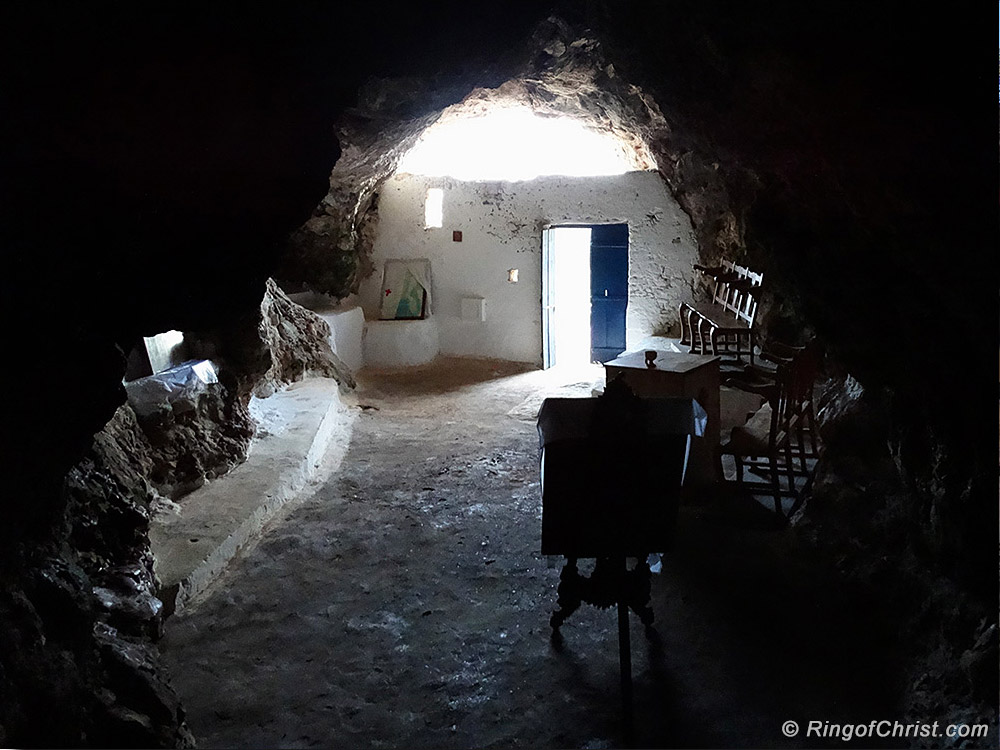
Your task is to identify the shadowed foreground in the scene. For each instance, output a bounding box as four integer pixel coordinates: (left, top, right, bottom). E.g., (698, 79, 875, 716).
(161, 359, 902, 749)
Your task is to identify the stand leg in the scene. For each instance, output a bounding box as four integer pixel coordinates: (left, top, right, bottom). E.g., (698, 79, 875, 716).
(550, 558, 581, 632)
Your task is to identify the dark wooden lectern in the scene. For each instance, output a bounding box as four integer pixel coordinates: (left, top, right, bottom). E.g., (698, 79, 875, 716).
(536, 382, 706, 738)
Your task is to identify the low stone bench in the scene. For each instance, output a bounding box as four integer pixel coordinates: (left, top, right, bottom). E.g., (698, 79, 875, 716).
(363, 317, 440, 368)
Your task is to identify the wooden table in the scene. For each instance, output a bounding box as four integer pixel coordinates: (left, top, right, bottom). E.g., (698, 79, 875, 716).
(604, 349, 720, 485)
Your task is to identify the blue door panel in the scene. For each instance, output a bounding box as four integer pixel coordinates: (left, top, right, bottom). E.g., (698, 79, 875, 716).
(608, 304, 627, 348)
(590, 249, 628, 298)
(590, 224, 628, 363)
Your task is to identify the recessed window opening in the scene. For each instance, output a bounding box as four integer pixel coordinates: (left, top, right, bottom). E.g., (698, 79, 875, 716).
(398, 106, 640, 182)
(424, 187, 443, 228)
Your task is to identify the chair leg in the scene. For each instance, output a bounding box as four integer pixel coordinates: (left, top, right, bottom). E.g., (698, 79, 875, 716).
(685, 308, 699, 353)
(782, 441, 797, 494)
(768, 455, 782, 515)
(806, 405, 819, 457)
(706, 322, 718, 356)
(796, 421, 808, 473)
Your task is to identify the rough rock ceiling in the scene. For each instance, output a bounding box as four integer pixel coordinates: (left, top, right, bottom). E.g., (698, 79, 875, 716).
(277, 18, 680, 298)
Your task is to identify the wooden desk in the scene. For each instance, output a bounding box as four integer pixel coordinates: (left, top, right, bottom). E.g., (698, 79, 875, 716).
(604, 350, 720, 485)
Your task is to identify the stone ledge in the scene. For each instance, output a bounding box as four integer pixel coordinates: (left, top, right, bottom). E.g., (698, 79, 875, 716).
(150, 378, 356, 616)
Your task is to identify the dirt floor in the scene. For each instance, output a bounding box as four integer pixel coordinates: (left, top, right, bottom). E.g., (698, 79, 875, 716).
(160, 358, 905, 749)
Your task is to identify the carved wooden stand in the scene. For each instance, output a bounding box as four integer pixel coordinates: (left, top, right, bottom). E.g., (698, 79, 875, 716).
(537, 384, 702, 745)
(550, 555, 654, 742)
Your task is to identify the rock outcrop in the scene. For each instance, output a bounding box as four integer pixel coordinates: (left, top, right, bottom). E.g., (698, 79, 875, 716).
(136, 278, 355, 499)
(132, 380, 255, 500)
(256, 278, 356, 397)
(797, 375, 997, 740)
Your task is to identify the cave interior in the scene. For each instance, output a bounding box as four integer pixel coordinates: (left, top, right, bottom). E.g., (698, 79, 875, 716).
(1, 1, 996, 747)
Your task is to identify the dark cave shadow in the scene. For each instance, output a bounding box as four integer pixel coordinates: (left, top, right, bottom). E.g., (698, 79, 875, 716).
(547, 610, 693, 749)
(624, 496, 911, 750)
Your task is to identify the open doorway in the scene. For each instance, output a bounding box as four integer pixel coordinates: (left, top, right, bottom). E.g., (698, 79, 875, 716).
(541, 223, 628, 368)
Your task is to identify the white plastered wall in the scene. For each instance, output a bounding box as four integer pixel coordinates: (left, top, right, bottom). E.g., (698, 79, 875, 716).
(359, 172, 699, 365)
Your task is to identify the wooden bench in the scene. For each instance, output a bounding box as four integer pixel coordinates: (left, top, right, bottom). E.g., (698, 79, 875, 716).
(679, 261, 762, 364)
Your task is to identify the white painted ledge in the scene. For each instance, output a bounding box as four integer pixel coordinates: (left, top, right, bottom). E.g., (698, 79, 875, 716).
(363, 317, 440, 368)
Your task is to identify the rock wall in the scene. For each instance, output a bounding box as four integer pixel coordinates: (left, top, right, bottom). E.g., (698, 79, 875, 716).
(1, 4, 353, 745)
(0, 274, 357, 745)
(800, 376, 997, 739)
(132, 383, 256, 500)
(0, 406, 193, 747)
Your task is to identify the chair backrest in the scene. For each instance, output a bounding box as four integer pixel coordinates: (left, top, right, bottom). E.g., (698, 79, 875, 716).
(756, 340, 820, 420)
(709, 260, 737, 306)
(732, 265, 763, 326)
(788, 340, 820, 410)
(767, 360, 801, 448)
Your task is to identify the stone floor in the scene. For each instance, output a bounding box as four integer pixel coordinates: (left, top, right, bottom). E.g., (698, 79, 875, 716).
(160, 358, 904, 749)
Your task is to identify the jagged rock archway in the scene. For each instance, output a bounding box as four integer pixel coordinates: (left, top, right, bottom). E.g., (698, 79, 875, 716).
(1, 2, 993, 745)
(277, 17, 752, 306)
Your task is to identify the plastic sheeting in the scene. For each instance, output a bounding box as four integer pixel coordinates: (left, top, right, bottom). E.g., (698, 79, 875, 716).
(125, 359, 219, 417)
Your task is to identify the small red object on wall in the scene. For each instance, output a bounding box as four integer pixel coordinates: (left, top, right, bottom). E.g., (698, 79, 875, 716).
(452, 231, 463, 242)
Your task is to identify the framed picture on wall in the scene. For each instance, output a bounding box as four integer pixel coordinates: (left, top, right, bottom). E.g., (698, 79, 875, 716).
(379, 259, 432, 320)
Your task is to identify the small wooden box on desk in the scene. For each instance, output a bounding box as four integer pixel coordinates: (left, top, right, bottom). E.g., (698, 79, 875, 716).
(603, 350, 720, 486)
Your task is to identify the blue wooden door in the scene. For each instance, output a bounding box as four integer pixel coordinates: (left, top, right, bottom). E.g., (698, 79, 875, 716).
(589, 224, 628, 362)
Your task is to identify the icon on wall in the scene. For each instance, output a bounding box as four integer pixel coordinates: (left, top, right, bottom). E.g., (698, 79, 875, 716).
(379, 259, 432, 320)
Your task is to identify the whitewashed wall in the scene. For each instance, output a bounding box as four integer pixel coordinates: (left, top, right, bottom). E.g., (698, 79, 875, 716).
(360, 172, 699, 365)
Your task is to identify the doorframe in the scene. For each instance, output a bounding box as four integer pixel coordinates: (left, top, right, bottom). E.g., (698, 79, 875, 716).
(541, 227, 556, 369)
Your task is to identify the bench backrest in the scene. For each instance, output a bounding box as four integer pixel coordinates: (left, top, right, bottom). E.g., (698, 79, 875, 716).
(708, 260, 735, 306)
(708, 261, 762, 326)
(734, 264, 763, 326)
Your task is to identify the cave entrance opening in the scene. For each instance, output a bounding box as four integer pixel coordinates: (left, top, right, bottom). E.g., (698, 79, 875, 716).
(396, 105, 636, 181)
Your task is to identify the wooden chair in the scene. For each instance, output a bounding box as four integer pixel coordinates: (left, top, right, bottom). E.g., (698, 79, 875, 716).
(706, 268, 762, 362)
(745, 340, 822, 474)
(718, 358, 802, 517)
